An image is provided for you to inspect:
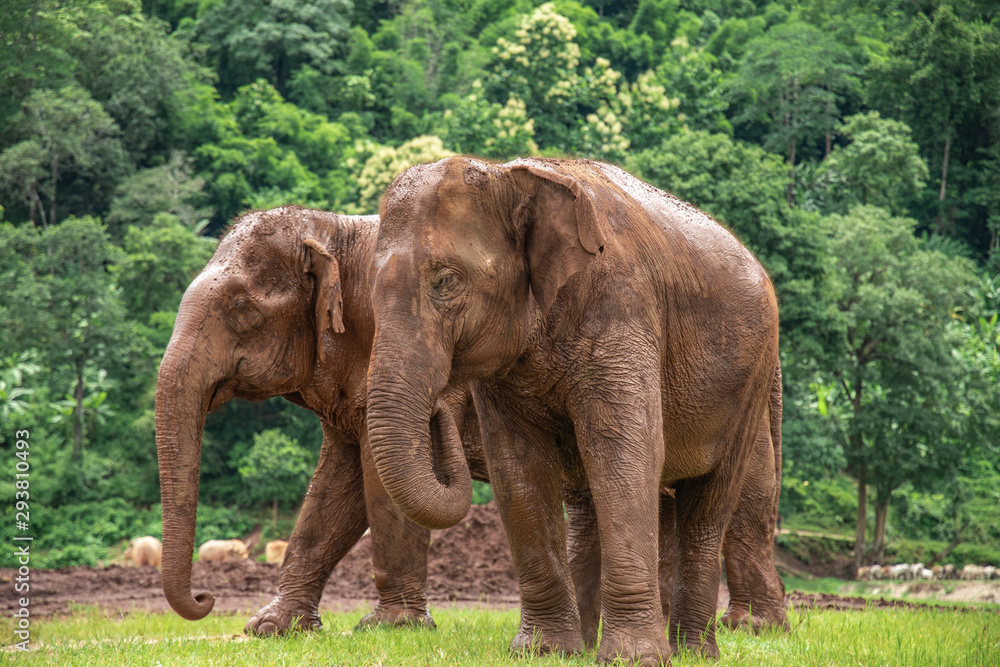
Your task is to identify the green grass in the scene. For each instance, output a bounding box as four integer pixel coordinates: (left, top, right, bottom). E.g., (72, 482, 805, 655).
(3, 604, 998, 666)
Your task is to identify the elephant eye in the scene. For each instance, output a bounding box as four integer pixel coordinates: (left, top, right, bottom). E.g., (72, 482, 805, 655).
(431, 268, 463, 299)
(229, 297, 263, 333)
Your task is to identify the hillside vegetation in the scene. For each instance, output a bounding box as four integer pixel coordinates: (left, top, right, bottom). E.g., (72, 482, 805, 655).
(1, 0, 998, 569)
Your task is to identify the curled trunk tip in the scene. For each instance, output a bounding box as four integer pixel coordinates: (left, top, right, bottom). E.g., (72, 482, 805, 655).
(369, 391, 472, 531)
(171, 590, 216, 621)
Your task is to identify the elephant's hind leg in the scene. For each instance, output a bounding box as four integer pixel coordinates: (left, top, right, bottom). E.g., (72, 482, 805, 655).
(720, 412, 787, 632)
(246, 423, 368, 636)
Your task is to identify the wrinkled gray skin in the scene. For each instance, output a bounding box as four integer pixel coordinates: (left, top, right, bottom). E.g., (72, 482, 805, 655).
(366, 158, 783, 666)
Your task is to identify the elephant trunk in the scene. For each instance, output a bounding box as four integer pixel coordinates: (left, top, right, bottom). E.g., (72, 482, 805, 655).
(155, 302, 227, 621)
(367, 337, 472, 531)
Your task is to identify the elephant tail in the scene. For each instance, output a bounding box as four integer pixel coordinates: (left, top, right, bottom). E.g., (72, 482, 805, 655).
(769, 363, 783, 531)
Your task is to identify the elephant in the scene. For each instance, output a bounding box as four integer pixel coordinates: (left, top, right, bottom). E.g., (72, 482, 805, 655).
(155, 206, 489, 633)
(365, 157, 782, 665)
(125, 536, 162, 568)
(198, 539, 249, 562)
(155, 204, 785, 644)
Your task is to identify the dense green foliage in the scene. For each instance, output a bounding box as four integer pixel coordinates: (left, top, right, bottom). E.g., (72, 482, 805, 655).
(1, 0, 999, 569)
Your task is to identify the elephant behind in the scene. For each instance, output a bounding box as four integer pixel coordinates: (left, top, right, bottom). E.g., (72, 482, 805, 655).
(155, 207, 488, 633)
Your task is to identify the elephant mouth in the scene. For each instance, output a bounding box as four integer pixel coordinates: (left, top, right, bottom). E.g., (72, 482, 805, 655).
(206, 380, 236, 412)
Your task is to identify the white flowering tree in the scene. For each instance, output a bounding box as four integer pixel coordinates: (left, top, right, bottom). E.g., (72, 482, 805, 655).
(481, 3, 631, 161)
(353, 135, 455, 213)
(439, 84, 538, 158)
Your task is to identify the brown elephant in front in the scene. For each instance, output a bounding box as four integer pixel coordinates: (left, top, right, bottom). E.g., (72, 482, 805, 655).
(155, 205, 784, 642)
(365, 158, 782, 665)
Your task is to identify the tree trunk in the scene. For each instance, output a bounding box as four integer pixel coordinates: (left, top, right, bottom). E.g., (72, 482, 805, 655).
(854, 460, 867, 569)
(49, 155, 58, 227)
(787, 138, 796, 208)
(73, 368, 84, 461)
(825, 128, 831, 159)
(30, 185, 46, 228)
(272, 498, 278, 530)
(936, 135, 951, 233)
(871, 497, 889, 563)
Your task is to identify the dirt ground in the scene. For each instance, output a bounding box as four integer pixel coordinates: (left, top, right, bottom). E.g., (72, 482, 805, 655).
(2, 503, 995, 621)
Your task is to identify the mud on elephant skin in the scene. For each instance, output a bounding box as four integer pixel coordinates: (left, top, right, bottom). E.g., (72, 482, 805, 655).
(155, 206, 489, 635)
(366, 158, 782, 665)
(156, 205, 785, 647)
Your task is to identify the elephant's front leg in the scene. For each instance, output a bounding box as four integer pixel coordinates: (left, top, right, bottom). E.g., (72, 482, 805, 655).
(246, 423, 368, 636)
(355, 432, 435, 629)
(573, 381, 671, 667)
(475, 387, 583, 656)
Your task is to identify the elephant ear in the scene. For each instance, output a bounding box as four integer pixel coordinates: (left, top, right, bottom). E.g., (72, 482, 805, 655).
(508, 163, 608, 314)
(303, 238, 345, 363)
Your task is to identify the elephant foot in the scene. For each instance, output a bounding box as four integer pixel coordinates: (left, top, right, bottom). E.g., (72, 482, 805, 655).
(720, 605, 789, 633)
(509, 625, 583, 657)
(355, 604, 436, 630)
(597, 629, 672, 667)
(244, 597, 321, 637)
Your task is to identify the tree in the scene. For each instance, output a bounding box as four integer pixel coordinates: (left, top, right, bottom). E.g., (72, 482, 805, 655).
(106, 152, 213, 239)
(112, 213, 217, 322)
(819, 206, 978, 565)
(0, 86, 129, 226)
(437, 86, 538, 158)
(0, 351, 41, 426)
(237, 429, 315, 528)
(480, 2, 630, 157)
(0, 0, 74, 121)
(194, 0, 351, 95)
(627, 42, 731, 149)
(971, 143, 1000, 267)
(728, 20, 861, 204)
(191, 79, 360, 223)
(0, 217, 147, 460)
(64, 0, 210, 163)
(819, 111, 929, 215)
(866, 5, 1000, 233)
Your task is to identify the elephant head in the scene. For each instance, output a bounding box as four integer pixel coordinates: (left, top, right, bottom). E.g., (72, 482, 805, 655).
(367, 157, 610, 531)
(155, 206, 358, 621)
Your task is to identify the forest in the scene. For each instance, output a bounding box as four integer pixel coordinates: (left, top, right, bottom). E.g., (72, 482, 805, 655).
(0, 0, 998, 571)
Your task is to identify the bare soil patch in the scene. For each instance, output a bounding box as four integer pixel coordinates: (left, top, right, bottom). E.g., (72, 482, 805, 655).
(2, 503, 992, 621)
(0, 504, 519, 618)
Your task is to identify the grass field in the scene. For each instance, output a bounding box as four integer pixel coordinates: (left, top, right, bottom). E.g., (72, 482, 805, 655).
(3, 603, 998, 666)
